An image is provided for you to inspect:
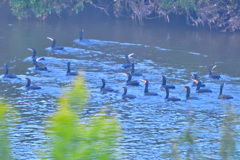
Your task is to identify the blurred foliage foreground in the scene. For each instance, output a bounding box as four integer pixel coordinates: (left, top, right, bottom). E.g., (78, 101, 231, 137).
(0, 75, 240, 159)
(2, 0, 240, 32)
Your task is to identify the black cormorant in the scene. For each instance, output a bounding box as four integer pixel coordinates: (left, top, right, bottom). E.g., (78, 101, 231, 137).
(131, 63, 142, 76)
(66, 62, 78, 76)
(122, 53, 134, 69)
(100, 78, 114, 93)
(194, 80, 212, 93)
(184, 86, 199, 100)
(218, 83, 233, 99)
(27, 48, 45, 60)
(122, 73, 139, 86)
(192, 74, 205, 87)
(121, 87, 136, 99)
(23, 78, 41, 90)
(209, 65, 220, 79)
(47, 37, 64, 50)
(164, 87, 181, 101)
(161, 75, 175, 89)
(3, 64, 17, 78)
(32, 58, 48, 71)
(141, 79, 158, 96)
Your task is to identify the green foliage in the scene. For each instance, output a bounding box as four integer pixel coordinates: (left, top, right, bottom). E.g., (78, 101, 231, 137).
(0, 102, 12, 160)
(47, 76, 121, 160)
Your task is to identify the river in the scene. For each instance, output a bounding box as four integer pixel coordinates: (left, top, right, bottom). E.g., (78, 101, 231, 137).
(0, 8, 240, 159)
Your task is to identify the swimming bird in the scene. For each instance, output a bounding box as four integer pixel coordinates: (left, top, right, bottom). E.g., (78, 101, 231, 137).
(66, 62, 78, 76)
(23, 78, 41, 90)
(3, 64, 17, 78)
(194, 80, 212, 93)
(122, 53, 134, 69)
(161, 75, 175, 89)
(79, 30, 84, 41)
(121, 87, 136, 99)
(192, 74, 205, 87)
(131, 63, 142, 76)
(122, 73, 139, 86)
(218, 83, 233, 99)
(100, 78, 114, 93)
(163, 87, 181, 101)
(184, 86, 199, 100)
(141, 79, 158, 96)
(47, 37, 64, 50)
(27, 48, 45, 60)
(32, 58, 48, 71)
(209, 65, 220, 79)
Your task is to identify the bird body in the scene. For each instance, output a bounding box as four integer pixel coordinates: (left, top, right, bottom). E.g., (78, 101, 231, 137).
(121, 87, 136, 99)
(209, 65, 221, 79)
(47, 37, 64, 50)
(218, 83, 233, 99)
(3, 64, 17, 78)
(194, 80, 212, 93)
(66, 62, 78, 76)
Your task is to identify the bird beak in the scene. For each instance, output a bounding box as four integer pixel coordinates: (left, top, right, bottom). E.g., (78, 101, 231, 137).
(47, 37, 53, 41)
(21, 78, 27, 81)
(141, 79, 146, 83)
(36, 58, 41, 62)
(212, 65, 217, 70)
(183, 87, 187, 91)
(122, 73, 128, 77)
(128, 53, 134, 57)
(191, 74, 194, 78)
(192, 79, 198, 83)
(27, 48, 33, 52)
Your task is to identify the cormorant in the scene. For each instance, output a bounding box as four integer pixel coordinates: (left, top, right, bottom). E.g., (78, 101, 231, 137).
(66, 62, 78, 76)
(100, 78, 114, 92)
(27, 48, 45, 60)
(32, 58, 48, 71)
(161, 75, 175, 89)
(122, 53, 134, 69)
(131, 63, 142, 76)
(184, 86, 199, 100)
(209, 65, 220, 79)
(192, 74, 205, 87)
(122, 73, 139, 86)
(194, 80, 212, 93)
(23, 78, 41, 90)
(218, 83, 233, 99)
(141, 79, 158, 96)
(163, 87, 181, 101)
(47, 37, 64, 50)
(3, 64, 17, 78)
(121, 87, 136, 99)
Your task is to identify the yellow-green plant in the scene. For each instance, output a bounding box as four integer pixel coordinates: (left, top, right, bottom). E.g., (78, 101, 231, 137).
(47, 76, 120, 160)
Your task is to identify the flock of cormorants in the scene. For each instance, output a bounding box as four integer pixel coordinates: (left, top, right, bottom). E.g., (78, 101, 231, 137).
(2, 31, 233, 101)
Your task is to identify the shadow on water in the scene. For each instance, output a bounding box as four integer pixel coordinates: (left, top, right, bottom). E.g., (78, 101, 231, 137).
(0, 9, 240, 159)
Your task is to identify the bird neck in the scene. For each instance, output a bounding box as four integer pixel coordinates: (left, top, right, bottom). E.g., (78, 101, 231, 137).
(162, 77, 166, 85)
(32, 50, 36, 58)
(79, 31, 83, 41)
(219, 85, 223, 95)
(123, 88, 127, 95)
(131, 65, 135, 73)
(5, 65, 8, 75)
(52, 40, 56, 48)
(126, 55, 130, 63)
(67, 64, 71, 73)
(26, 80, 31, 87)
(144, 81, 149, 93)
(165, 89, 169, 99)
(196, 82, 201, 90)
(101, 80, 105, 89)
(186, 89, 190, 98)
(127, 75, 132, 82)
(209, 67, 212, 75)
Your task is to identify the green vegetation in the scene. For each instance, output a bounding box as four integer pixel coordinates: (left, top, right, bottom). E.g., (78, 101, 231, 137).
(2, 0, 240, 31)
